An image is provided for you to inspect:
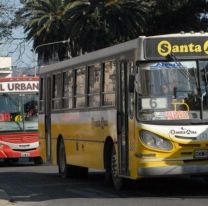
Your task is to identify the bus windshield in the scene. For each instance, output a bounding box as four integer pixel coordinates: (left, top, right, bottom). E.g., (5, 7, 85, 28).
(0, 93, 38, 131)
(137, 60, 208, 122)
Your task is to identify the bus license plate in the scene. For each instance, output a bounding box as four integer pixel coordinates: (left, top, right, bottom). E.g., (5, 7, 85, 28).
(194, 150, 208, 159)
(21, 152, 29, 157)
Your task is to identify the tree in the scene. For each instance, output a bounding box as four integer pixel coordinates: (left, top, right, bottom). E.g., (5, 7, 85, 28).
(19, 0, 208, 63)
(19, 0, 153, 61)
(148, 0, 208, 35)
(19, 0, 72, 62)
(0, 1, 13, 40)
(65, 0, 152, 54)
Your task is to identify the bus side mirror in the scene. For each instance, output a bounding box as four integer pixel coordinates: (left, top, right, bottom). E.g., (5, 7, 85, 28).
(129, 74, 135, 93)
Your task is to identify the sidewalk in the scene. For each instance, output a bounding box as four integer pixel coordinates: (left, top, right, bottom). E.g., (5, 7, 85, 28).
(0, 189, 13, 206)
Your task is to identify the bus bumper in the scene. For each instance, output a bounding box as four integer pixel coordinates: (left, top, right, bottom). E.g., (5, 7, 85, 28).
(0, 144, 40, 158)
(138, 165, 208, 177)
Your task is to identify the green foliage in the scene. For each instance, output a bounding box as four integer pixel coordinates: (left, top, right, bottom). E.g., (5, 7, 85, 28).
(19, 0, 71, 61)
(0, 2, 13, 40)
(148, 0, 208, 35)
(17, 0, 208, 62)
(64, 0, 151, 54)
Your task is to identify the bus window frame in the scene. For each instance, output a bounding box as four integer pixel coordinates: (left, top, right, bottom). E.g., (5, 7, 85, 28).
(62, 69, 73, 109)
(52, 72, 62, 110)
(48, 59, 118, 112)
(39, 77, 45, 112)
(135, 59, 208, 125)
(87, 63, 101, 108)
(102, 60, 117, 107)
(74, 66, 87, 108)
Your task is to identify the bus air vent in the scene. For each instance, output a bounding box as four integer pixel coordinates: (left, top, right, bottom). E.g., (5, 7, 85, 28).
(178, 143, 200, 147)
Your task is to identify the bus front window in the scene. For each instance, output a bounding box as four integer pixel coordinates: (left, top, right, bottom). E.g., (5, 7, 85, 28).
(199, 60, 208, 119)
(23, 93, 38, 131)
(0, 93, 38, 131)
(0, 94, 23, 131)
(137, 61, 208, 122)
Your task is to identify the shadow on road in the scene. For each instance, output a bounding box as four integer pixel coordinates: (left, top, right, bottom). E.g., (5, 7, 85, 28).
(0, 163, 208, 203)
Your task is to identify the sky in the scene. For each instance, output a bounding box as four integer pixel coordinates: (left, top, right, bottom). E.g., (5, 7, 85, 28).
(0, 0, 34, 68)
(1, 27, 34, 68)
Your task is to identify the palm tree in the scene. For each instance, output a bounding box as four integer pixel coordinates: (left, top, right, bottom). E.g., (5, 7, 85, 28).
(19, 0, 208, 63)
(21, 0, 72, 62)
(21, 0, 152, 61)
(148, 0, 207, 35)
(105, 0, 151, 42)
(0, 2, 13, 40)
(65, 0, 152, 54)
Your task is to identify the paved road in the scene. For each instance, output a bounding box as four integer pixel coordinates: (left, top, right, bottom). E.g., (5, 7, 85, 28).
(1, 161, 208, 206)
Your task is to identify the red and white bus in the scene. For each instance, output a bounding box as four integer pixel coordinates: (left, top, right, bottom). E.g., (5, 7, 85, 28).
(0, 76, 41, 164)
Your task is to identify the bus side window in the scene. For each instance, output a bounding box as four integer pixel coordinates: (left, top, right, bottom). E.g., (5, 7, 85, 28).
(103, 61, 116, 106)
(52, 73, 62, 110)
(88, 63, 101, 107)
(75, 67, 86, 108)
(63, 70, 73, 109)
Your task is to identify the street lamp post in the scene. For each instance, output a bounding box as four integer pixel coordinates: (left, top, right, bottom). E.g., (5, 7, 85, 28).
(33, 39, 70, 76)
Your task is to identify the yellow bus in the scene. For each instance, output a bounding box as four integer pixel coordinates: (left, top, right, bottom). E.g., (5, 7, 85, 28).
(39, 33, 208, 190)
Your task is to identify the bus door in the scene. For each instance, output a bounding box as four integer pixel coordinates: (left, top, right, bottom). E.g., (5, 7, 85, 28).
(45, 76, 52, 162)
(117, 61, 129, 176)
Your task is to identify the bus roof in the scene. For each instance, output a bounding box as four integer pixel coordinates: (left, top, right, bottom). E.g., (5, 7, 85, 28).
(39, 32, 208, 74)
(143, 32, 208, 39)
(39, 38, 139, 74)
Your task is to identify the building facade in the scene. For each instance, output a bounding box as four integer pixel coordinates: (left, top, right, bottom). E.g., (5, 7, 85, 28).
(0, 57, 12, 77)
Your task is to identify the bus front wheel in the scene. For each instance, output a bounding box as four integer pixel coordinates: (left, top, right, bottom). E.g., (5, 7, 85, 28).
(58, 139, 69, 178)
(111, 145, 124, 190)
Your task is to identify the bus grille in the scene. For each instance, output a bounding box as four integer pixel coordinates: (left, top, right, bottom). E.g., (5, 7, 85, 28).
(0, 133, 38, 143)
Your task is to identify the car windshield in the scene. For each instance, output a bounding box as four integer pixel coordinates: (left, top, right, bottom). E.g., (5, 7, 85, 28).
(0, 93, 38, 131)
(136, 60, 208, 122)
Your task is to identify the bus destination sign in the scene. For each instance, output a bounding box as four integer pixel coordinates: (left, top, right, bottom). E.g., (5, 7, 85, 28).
(144, 36, 208, 60)
(0, 81, 39, 93)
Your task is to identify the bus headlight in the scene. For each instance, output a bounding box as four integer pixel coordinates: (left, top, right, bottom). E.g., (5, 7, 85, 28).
(140, 131, 173, 151)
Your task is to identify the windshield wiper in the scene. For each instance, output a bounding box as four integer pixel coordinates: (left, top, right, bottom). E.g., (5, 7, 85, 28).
(203, 66, 208, 94)
(167, 53, 193, 98)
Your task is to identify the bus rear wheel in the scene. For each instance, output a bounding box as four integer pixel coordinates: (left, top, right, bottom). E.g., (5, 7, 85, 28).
(58, 139, 69, 178)
(111, 145, 124, 190)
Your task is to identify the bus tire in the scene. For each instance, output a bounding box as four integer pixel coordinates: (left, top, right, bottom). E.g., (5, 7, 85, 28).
(104, 139, 113, 186)
(111, 145, 124, 190)
(58, 139, 69, 178)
